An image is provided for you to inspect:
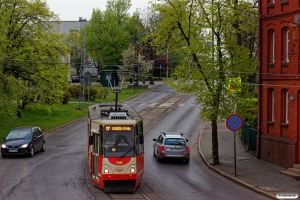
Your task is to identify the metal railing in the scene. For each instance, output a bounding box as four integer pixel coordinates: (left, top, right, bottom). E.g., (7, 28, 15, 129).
(241, 123, 257, 152)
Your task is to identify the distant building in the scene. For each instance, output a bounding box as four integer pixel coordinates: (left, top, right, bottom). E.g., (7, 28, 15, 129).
(258, 0, 300, 168)
(50, 18, 98, 76)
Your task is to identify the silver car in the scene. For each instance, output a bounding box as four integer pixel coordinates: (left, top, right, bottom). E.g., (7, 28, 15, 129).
(153, 132, 190, 163)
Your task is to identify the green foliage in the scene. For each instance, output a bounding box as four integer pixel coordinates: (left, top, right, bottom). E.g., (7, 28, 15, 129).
(150, 0, 258, 123)
(0, 73, 24, 126)
(236, 98, 258, 128)
(26, 104, 53, 116)
(0, 0, 70, 119)
(68, 84, 80, 98)
(62, 91, 72, 104)
(84, 0, 145, 65)
(99, 88, 109, 99)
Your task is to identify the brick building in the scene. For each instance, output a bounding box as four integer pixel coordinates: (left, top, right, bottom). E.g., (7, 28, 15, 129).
(258, 0, 300, 168)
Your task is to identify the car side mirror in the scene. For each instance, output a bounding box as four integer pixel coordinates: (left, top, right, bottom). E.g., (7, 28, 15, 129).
(89, 136, 93, 145)
(153, 138, 157, 141)
(186, 139, 189, 142)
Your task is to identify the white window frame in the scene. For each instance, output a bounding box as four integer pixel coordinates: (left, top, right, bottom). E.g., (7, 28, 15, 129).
(286, 30, 289, 62)
(271, 32, 275, 63)
(285, 91, 289, 123)
(271, 90, 275, 122)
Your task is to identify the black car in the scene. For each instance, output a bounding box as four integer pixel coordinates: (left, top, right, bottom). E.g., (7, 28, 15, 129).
(1, 126, 46, 158)
(71, 75, 80, 83)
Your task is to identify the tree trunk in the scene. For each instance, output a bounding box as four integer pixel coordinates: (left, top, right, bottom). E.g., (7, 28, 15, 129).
(211, 120, 219, 164)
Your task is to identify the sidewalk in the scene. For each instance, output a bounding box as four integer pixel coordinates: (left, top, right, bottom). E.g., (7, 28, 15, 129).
(199, 122, 300, 199)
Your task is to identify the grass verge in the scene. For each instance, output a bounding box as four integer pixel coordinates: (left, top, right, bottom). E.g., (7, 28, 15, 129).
(0, 87, 147, 139)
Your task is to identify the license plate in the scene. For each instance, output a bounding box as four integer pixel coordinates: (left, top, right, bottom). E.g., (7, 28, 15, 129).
(9, 150, 18, 152)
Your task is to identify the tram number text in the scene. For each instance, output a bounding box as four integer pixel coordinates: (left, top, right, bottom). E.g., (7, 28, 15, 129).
(105, 126, 132, 131)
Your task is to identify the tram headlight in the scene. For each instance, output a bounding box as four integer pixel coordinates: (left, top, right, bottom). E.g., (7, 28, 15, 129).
(130, 165, 135, 173)
(104, 166, 109, 173)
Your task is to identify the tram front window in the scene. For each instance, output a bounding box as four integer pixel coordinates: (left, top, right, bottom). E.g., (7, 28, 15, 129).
(103, 126, 135, 157)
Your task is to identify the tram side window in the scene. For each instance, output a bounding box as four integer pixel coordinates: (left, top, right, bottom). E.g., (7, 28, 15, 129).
(136, 122, 144, 155)
(99, 126, 104, 156)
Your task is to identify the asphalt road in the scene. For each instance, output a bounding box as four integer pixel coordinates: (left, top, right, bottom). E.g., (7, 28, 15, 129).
(0, 84, 271, 200)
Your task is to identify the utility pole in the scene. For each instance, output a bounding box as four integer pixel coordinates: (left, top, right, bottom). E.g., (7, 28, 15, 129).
(77, 18, 86, 110)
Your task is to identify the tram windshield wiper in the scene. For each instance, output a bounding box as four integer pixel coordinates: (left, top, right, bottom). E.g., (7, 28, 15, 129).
(120, 146, 134, 158)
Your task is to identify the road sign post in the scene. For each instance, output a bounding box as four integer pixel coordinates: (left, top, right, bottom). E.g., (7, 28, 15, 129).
(226, 114, 244, 177)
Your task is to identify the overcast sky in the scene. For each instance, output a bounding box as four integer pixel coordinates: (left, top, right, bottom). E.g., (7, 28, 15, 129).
(45, 0, 150, 21)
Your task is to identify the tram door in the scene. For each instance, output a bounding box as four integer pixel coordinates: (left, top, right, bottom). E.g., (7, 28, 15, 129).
(92, 132, 100, 180)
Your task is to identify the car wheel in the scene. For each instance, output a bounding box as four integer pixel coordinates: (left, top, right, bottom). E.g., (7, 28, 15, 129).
(156, 151, 161, 162)
(41, 141, 46, 152)
(29, 146, 34, 157)
(153, 149, 156, 157)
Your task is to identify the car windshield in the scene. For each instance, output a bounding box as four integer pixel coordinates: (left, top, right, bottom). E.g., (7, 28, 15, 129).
(164, 138, 186, 146)
(6, 129, 31, 139)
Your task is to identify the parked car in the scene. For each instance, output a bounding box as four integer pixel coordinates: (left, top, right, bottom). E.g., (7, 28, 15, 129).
(71, 75, 80, 83)
(153, 132, 190, 163)
(1, 126, 46, 158)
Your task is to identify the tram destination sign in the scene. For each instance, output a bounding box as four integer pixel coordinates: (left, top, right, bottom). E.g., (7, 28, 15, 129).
(105, 126, 132, 131)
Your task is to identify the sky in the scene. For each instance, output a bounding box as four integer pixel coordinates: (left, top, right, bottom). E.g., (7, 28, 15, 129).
(45, 0, 150, 21)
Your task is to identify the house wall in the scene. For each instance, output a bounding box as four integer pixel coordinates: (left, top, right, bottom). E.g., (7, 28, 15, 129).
(259, 0, 300, 168)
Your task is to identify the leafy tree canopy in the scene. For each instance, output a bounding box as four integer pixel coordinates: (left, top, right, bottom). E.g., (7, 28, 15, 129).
(84, 0, 146, 66)
(0, 0, 71, 119)
(148, 0, 259, 164)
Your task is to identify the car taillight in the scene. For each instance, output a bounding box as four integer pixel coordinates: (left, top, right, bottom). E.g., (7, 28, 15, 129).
(159, 146, 165, 152)
(186, 146, 190, 153)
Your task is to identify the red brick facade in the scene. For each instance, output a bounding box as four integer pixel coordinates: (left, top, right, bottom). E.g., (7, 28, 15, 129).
(258, 0, 300, 168)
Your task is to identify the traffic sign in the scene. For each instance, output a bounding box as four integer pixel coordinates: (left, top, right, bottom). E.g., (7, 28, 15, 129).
(226, 114, 243, 132)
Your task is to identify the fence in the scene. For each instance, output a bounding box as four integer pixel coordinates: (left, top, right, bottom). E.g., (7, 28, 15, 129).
(241, 123, 257, 152)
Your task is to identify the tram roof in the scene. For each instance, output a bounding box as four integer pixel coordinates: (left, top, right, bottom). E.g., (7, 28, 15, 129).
(88, 102, 142, 121)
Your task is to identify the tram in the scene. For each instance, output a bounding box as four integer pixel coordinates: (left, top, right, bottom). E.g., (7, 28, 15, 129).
(87, 102, 144, 192)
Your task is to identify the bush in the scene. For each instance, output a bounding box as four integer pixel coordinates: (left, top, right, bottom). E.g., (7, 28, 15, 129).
(86, 87, 97, 101)
(68, 84, 80, 98)
(99, 88, 108, 99)
(62, 91, 72, 104)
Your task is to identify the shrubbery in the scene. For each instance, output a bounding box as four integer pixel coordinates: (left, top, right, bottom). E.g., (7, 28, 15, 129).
(236, 98, 258, 128)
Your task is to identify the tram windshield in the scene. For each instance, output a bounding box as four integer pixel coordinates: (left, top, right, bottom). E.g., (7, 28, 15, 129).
(103, 125, 135, 157)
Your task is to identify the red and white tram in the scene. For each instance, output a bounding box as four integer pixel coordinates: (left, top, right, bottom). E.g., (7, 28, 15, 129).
(87, 102, 144, 192)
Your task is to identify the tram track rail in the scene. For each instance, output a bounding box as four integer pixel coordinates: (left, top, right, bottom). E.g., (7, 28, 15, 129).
(105, 188, 152, 200)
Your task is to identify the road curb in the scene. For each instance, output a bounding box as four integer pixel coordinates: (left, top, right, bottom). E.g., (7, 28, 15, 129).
(198, 122, 277, 200)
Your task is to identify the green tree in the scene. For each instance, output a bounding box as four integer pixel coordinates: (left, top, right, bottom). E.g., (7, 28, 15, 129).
(0, 0, 70, 117)
(66, 30, 82, 75)
(84, 0, 145, 66)
(149, 0, 258, 164)
(122, 44, 154, 79)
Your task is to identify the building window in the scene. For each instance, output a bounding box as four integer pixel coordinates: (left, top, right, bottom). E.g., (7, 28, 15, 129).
(268, 30, 275, 63)
(282, 28, 289, 62)
(285, 91, 289, 123)
(281, 89, 289, 124)
(267, 89, 275, 122)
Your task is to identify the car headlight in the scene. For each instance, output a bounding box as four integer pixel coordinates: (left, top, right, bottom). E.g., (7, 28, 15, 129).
(21, 144, 29, 148)
(1, 144, 6, 148)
